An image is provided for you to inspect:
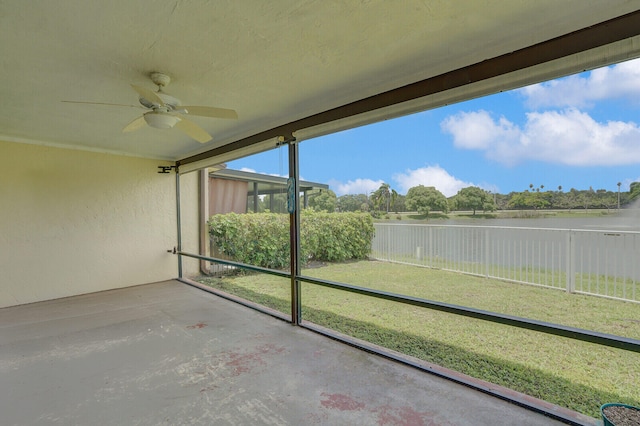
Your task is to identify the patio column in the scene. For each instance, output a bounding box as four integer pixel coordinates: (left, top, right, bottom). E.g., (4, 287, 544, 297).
(288, 140, 301, 325)
(175, 168, 183, 278)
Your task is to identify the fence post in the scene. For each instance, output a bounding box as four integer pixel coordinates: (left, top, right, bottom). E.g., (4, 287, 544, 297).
(566, 231, 575, 293)
(428, 227, 433, 267)
(387, 224, 391, 261)
(485, 229, 490, 278)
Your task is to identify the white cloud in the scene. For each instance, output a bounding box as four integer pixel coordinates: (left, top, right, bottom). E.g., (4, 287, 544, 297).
(441, 110, 519, 150)
(522, 109, 640, 166)
(441, 108, 640, 166)
(519, 58, 640, 109)
(329, 167, 493, 198)
(393, 165, 474, 197)
(329, 178, 384, 196)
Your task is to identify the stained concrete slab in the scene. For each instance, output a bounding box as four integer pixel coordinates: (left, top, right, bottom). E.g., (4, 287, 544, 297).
(0, 280, 571, 425)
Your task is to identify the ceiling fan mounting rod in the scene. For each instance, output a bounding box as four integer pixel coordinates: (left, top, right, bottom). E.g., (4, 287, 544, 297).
(150, 72, 171, 89)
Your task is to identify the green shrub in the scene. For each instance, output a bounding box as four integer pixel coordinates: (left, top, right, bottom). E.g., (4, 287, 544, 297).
(208, 211, 374, 269)
(208, 213, 290, 269)
(301, 210, 374, 262)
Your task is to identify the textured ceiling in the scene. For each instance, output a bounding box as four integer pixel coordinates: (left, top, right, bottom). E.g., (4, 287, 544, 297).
(1, 1, 640, 161)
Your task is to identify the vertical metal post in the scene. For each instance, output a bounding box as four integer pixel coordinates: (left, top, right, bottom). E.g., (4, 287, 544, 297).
(175, 167, 183, 278)
(566, 231, 575, 293)
(253, 182, 259, 212)
(288, 140, 301, 325)
(387, 225, 391, 261)
(485, 229, 490, 278)
(199, 169, 210, 274)
(428, 227, 433, 268)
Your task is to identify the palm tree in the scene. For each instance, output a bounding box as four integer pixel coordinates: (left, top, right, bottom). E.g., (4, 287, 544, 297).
(372, 183, 397, 213)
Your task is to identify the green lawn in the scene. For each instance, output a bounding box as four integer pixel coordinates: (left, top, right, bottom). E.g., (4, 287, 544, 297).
(196, 260, 640, 418)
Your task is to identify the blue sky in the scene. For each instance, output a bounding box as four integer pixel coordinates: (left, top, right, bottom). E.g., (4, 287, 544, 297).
(229, 58, 640, 197)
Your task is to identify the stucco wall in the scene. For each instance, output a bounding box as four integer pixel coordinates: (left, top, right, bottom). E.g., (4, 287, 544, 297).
(0, 140, 185, 307)
(177, 169, 202, 280)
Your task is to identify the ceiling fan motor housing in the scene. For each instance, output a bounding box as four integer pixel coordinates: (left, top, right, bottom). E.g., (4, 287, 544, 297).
(144, 111, 180, 129)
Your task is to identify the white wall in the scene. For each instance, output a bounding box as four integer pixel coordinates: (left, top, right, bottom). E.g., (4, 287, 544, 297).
(0, 140, 184, 307)
(177, 168, 202, 280)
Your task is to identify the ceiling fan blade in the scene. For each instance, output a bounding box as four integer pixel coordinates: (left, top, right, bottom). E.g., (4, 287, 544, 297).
(179, 105, 238, 119)
(131, 84, 165, 106)
(174, 115, 212, 143)
(62, 100, 143, 109)
(122, 116, 147, 133)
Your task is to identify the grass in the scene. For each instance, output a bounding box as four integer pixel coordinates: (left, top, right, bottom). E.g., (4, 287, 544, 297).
(196, 260, 640, 418)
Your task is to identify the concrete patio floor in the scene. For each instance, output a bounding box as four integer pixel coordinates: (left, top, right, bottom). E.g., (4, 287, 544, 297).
(1, 280, 581, 425)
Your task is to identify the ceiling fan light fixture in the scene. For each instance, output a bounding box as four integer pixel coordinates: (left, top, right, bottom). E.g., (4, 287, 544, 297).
(144, 112, 180, 129)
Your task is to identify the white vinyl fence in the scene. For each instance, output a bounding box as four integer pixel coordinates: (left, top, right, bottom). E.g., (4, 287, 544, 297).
(372, 223, 640, 303)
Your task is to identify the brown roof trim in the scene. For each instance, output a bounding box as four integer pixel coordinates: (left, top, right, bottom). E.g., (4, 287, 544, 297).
(179, 10, 640, 166)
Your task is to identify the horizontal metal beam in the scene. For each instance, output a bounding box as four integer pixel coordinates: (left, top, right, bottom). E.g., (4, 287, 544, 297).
(178, 251, 290, 279)
(297, 274, 640, 353)
(179, 10, 640, 167)
(179, 250, 640, 353)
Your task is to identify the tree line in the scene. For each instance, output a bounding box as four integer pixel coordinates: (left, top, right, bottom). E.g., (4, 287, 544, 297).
(304, 181, 640, 216)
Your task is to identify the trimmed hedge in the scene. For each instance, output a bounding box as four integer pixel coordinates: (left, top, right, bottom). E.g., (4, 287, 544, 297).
(208, 210, 374, 269)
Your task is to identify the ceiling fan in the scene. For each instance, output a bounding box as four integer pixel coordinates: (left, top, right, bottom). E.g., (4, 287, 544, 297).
(63, 72, 238, 143)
